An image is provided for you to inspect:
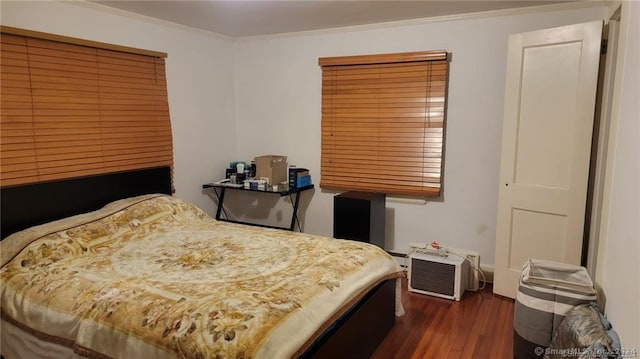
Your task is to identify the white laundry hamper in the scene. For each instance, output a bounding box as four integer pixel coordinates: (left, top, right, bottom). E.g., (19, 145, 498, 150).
(513, 259, 597, 358)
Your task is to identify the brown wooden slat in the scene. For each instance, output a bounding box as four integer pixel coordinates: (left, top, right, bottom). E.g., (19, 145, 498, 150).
(1, 25, 166, 58)
(1, 33, 27, 45)
(0, 175, 40, 187)
(319, 50, 446, 66)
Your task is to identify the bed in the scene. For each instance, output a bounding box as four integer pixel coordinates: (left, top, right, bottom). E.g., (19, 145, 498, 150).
(0, 166, 404, 359)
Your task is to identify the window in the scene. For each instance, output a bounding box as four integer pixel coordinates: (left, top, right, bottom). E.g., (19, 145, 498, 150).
(319, 51, 448, 197)
(0, 26, 173, 188)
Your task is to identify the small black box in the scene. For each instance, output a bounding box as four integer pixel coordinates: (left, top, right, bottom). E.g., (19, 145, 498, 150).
(289, 168, 309, 188)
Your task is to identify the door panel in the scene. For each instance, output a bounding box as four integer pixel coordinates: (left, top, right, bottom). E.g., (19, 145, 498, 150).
(509, 209, 568, 266)
(494, 21, 602, 298)
(516, 42, 582, 188)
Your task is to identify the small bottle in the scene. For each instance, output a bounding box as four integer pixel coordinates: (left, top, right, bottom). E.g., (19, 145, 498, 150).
(249, 161, 256, 178)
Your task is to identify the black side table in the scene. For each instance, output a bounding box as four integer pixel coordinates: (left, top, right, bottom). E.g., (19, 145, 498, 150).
(202, 183, 314, 231)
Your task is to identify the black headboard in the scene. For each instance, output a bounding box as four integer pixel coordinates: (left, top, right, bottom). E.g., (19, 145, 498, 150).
(1, 166, 172, 239)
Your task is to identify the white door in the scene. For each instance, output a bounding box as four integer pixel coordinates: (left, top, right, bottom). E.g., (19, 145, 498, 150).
(494, 21, 603, 298)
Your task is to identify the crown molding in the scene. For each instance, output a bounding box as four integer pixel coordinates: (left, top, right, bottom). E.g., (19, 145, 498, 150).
(235, 1, 607, 41)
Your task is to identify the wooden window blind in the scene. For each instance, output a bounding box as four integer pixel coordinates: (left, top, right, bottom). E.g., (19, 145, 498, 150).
(0, 28, 173, 188)
(319, 51, 449, 197)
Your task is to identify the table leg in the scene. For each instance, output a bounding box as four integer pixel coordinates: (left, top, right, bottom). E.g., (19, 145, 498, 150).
(215, 187, 226, 220)
(289, 191, 302, 231)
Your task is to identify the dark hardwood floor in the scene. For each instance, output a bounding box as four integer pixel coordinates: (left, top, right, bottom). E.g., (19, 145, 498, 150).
(371, 278, 515, 359)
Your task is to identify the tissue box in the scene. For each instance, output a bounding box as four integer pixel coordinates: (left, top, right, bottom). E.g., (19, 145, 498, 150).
(255, 155, 287, 185)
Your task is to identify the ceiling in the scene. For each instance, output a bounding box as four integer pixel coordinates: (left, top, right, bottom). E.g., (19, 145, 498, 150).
(92, 1, 580, 37)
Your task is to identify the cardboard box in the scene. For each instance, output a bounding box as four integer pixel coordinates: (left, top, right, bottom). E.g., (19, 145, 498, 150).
(255, 155, 288, 185)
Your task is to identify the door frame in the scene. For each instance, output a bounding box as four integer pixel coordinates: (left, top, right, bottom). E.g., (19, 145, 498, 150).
(585, 8, 621, 281)
(592, 2, 629, 286)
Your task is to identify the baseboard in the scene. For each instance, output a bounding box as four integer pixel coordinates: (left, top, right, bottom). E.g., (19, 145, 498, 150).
(481, 264, 494, 284)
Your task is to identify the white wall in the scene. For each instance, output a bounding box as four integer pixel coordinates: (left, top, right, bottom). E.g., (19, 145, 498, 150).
(232, 6, 607, 265)
(0, 0, 237, 213)
(597, 0, 640, 349)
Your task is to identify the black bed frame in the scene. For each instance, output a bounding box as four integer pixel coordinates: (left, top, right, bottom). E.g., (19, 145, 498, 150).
(0, 166, 396, 358)
(0, 166, 172, 239)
